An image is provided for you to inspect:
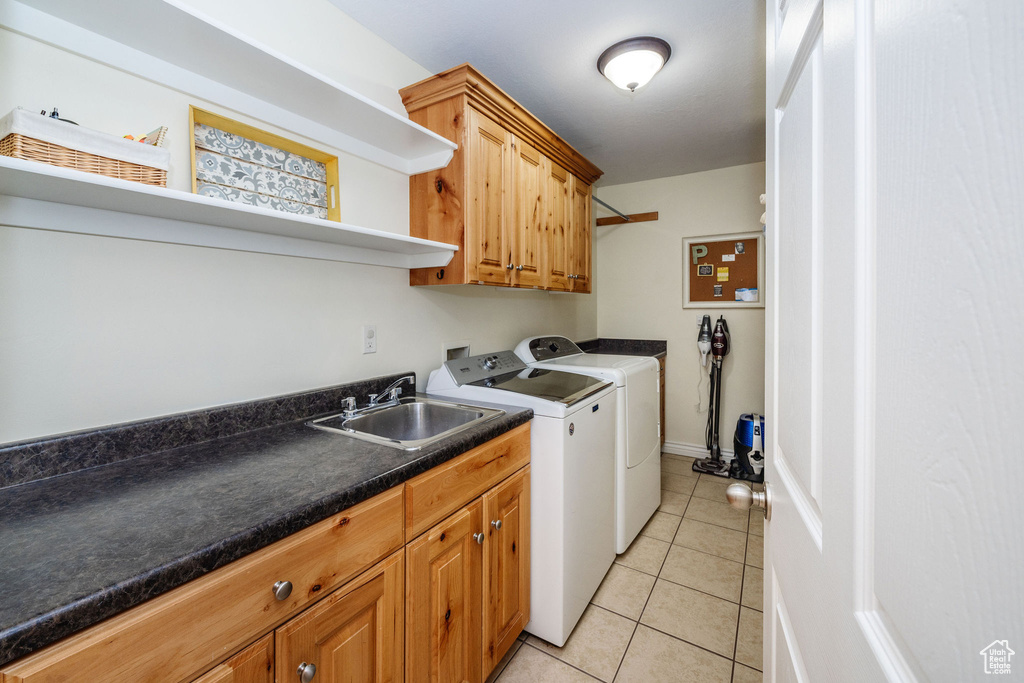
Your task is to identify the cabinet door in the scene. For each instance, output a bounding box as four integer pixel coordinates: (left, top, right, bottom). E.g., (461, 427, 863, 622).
(406, 500, 483, 683)
(570, 177, 592, 292)
(466, 108, 511, 286)
(511, 137, 544, 288)
(192, 634, 273, 683)
(275, 550, 404, 683)
(544, 159, 571, 291)
(481, 467, 530, 674)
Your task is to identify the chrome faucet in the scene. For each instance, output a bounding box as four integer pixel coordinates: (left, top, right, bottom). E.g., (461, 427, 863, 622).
(368, 375, 415, 407)
(340, 376, 415, 418)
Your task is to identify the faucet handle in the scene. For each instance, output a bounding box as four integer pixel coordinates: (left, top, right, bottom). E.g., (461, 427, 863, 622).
(368, 393, 379, 406)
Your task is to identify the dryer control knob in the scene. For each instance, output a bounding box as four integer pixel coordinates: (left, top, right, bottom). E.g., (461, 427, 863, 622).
(483, 357, 498, 370)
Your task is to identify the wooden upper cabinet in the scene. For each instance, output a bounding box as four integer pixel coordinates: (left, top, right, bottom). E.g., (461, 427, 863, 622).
(570, 178, 593, 293)
(402, 64, 601, 290)
(275, 550, 404, 683)
(466, 109, 512, 285)
(511, 138, 544, 288)
(544, 159, 572, 292)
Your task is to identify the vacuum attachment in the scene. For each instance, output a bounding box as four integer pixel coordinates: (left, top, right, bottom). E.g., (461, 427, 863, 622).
(697, 315, 712, 367)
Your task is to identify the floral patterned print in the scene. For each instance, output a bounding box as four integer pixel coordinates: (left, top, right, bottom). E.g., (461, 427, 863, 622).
(195, 182, 328, 219)
(195, 150, 327, 205)
(192, 122, 330, 218)
(193, 124, 326, 181)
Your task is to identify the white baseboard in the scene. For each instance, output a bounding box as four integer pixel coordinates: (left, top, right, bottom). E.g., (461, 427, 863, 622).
(662, 440, 735, 462)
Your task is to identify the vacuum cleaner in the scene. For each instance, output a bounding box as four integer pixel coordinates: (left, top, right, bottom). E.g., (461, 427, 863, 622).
(730, 413, 765, 483)
(693, 315, 731, 477)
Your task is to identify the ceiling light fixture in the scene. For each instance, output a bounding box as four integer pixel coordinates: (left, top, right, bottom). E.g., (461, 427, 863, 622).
(597, 36, 672, 92)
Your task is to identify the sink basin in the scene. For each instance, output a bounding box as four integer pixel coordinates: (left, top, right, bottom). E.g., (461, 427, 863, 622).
(308, 397, 505, 450)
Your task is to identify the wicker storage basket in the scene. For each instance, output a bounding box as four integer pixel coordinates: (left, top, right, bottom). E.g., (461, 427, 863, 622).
(0, 108, 169, 187)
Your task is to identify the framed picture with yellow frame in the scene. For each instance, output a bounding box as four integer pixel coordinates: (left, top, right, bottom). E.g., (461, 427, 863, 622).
(189, 106, 339, 222)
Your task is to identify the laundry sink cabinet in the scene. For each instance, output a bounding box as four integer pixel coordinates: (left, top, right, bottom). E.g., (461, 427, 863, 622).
(401, 64, 601, 292)
(0, 424, 531, 683)
(405, 426, 530, 682)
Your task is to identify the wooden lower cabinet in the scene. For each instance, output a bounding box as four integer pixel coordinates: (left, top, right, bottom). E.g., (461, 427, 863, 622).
(481, 468, 530, 673)
(276, 550, 404, 683)
(192, 634, 274, 683)
(405, 500, 483, 683)
(658, 356, 666, 445)
(406, 467, 530, 683)
(1, 430, 530, 683)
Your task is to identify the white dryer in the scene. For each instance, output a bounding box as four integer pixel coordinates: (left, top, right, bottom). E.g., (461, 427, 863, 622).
(514, 336, 661, 553)
(426, 350, 617, 647)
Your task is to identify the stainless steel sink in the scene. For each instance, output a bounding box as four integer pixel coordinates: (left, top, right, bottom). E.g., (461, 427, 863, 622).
(307, 397, 505, 450)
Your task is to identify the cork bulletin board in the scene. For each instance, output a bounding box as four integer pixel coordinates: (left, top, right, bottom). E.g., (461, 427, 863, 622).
(683, 231, 765, 308)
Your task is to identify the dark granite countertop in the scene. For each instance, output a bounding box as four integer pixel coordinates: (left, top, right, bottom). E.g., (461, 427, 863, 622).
(0, 380, 531, 667)
(577, 338, 667, 359)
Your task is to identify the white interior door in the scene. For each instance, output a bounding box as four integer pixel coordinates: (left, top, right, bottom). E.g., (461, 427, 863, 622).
(763, 0, 1024, 681)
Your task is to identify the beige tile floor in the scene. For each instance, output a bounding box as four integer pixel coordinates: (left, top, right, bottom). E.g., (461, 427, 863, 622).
(489, 453, 764, 683)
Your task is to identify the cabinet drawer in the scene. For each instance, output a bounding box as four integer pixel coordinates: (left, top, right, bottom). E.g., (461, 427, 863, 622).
(405, 424, 530, 540)
(1, 486, 404, 683)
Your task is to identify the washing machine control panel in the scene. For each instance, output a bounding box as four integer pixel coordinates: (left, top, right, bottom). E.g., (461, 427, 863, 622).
(444, 351, 527, 385)
(527, 336, 583, 361)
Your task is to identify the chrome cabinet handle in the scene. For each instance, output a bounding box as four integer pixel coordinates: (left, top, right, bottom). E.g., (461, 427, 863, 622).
(491, 519, 502, 530)
(297, 662, 316, 682)
(516, 265, 524, 271)
(474, 532, 485, 544)
(506, 263, 514, 270)
(726, 483, 772, 521)
(272, 580, 293, 601)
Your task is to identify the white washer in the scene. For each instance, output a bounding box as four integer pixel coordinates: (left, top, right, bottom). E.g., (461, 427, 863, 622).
(427, 350, 617, 647)
(514, 336, 661, 554)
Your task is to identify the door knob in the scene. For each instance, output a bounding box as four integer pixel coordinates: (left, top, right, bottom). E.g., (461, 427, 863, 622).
(474, 532, 485, 544)
(491, 519, 502, 530)
(726, 483, 772, 521)
(507, 263, 514, 270)
(297, 662, 316, 682)
(516, 265, 524, 271)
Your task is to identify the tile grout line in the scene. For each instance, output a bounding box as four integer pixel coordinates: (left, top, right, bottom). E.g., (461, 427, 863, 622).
(632, 620, 739, 669)
(732, 514, 750, 671)
(608, 511, 684, 683)
(517, 639, 603, 681)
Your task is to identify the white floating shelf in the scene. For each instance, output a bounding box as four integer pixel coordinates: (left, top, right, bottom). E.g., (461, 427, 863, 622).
(0, 156, 459, 268)
(0, 0, 457, 175)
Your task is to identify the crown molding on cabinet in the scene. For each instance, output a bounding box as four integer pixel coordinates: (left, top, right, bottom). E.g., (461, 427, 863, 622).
(401, 63, 603, 185)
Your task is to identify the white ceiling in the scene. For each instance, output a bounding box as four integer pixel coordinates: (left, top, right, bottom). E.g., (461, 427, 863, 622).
(327, 0, 766, 187)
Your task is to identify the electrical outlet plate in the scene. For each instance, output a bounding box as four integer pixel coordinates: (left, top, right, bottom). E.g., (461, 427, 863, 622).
(362, 324, 377, 354)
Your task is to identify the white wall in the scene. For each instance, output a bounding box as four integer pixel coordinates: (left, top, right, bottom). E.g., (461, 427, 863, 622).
(594, 163, 766, 453)
(0, 0, 596, 443)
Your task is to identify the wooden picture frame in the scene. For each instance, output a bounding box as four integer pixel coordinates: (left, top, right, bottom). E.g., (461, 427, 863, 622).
(189, 106, 339, 222)
(683, 231, 765, 308)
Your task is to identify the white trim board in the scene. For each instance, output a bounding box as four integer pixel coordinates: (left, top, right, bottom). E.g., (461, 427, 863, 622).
(663, 440, 736, 463)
